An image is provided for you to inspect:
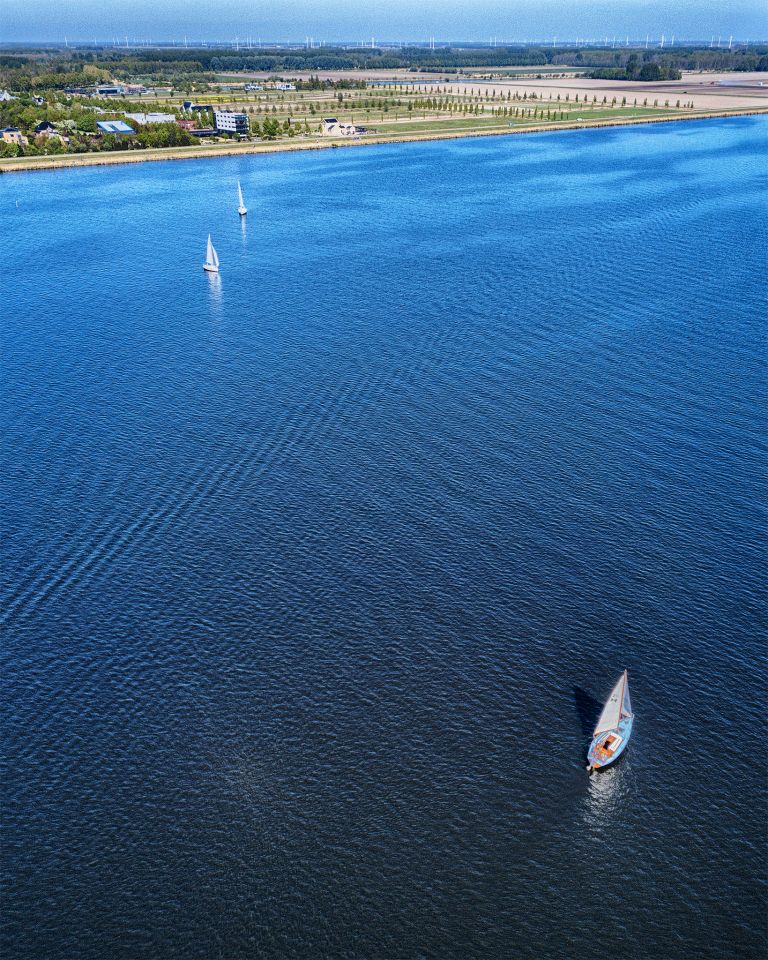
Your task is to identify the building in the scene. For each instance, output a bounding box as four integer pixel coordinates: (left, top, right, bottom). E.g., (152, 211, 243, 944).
(0, 90, 17, 101)
(244, 83, 264, 91)
(183, 102, 213, 112)
(214, 111, 249, 134)
(96, 85, 126, 97)
(189, 128, 217, 137)
(1, 127, 29, 145)
(322, 118, 365, 137)
(177, 119, 197, 131)
(96, 120, 135, 135)
(33, 122, 70, 144)
(124, 112, 176, 125)
(270, 82, 296, 91)
(36, 127, 70, 144)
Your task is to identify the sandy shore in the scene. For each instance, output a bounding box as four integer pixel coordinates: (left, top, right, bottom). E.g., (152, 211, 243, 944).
(1, 108, 765, 175)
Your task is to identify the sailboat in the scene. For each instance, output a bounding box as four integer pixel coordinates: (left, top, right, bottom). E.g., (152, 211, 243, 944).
(237, 180, 247, 216)
(587, 670, 633, 773)
(203, 233, 219, 273)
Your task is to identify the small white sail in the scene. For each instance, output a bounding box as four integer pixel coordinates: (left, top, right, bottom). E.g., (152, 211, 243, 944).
(237, 180, 247, 216)
(204, 233, 219, 272)
(593, 672, 628, 735)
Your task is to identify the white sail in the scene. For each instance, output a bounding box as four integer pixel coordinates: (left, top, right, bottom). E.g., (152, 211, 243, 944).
(593, 672, 628, 735)
(237, 181, 247, 214)
(622, 679, 632, 718)
(204, 234, 219, 271)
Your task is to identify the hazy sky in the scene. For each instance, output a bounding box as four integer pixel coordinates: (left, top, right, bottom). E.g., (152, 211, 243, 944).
(3, 0, 767, 44)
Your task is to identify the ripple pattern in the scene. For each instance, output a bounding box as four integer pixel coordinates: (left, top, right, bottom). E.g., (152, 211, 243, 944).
(2, 117, 767, 960)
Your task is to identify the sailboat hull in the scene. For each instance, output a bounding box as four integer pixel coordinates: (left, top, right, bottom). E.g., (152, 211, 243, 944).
(203, 264, 219, 273)
(238, 208, 247, 216)
(587, 715, 633, 771)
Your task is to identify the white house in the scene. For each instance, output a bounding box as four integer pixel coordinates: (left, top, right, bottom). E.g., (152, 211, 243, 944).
(125, 112, 176, 125)
(322, 118, 365, 137)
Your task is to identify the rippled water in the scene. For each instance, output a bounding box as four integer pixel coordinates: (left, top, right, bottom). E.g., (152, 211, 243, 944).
(2, 118, 767, 959)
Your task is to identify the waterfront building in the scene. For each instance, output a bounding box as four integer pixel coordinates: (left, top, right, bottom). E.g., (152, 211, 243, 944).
(214, 111, 250, 134)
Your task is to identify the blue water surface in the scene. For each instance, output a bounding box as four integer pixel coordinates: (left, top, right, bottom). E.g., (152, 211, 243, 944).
(2, 117, 767, 959)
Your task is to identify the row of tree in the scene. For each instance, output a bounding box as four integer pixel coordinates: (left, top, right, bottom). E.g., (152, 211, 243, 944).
(587, 59, 682, 81)
(3, 45, 766, 95)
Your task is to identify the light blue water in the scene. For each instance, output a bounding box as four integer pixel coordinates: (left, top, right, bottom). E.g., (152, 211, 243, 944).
(2, 117, 767, 959)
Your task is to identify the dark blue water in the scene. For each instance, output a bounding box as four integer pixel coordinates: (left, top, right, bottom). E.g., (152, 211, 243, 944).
(2, 118, 767, 959)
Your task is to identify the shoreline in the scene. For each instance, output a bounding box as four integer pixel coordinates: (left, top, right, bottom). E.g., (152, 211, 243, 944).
(1, 109, 765, 174)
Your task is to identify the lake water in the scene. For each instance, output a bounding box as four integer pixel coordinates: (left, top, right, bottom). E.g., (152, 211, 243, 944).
(2, 118, 767, 959)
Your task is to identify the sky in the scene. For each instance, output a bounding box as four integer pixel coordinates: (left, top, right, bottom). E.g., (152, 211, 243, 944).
(2, 0, 767, 45)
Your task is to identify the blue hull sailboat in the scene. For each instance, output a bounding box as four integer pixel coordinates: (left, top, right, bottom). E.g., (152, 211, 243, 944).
(587, 671, 633, 773)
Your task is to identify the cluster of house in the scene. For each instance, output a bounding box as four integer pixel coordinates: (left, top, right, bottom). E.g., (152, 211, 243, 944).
(243, 81, 296, 92)
(2, 118, 75, 146)
(181, 103, 250, 136)
(79, 107, 251, 140)
(63, 84, 148, 97)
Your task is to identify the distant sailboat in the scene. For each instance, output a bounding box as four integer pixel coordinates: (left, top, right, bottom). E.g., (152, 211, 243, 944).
(587, 670, 633, 773)
(237, 180, 247, 216)
(203, 233, 219, 273)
